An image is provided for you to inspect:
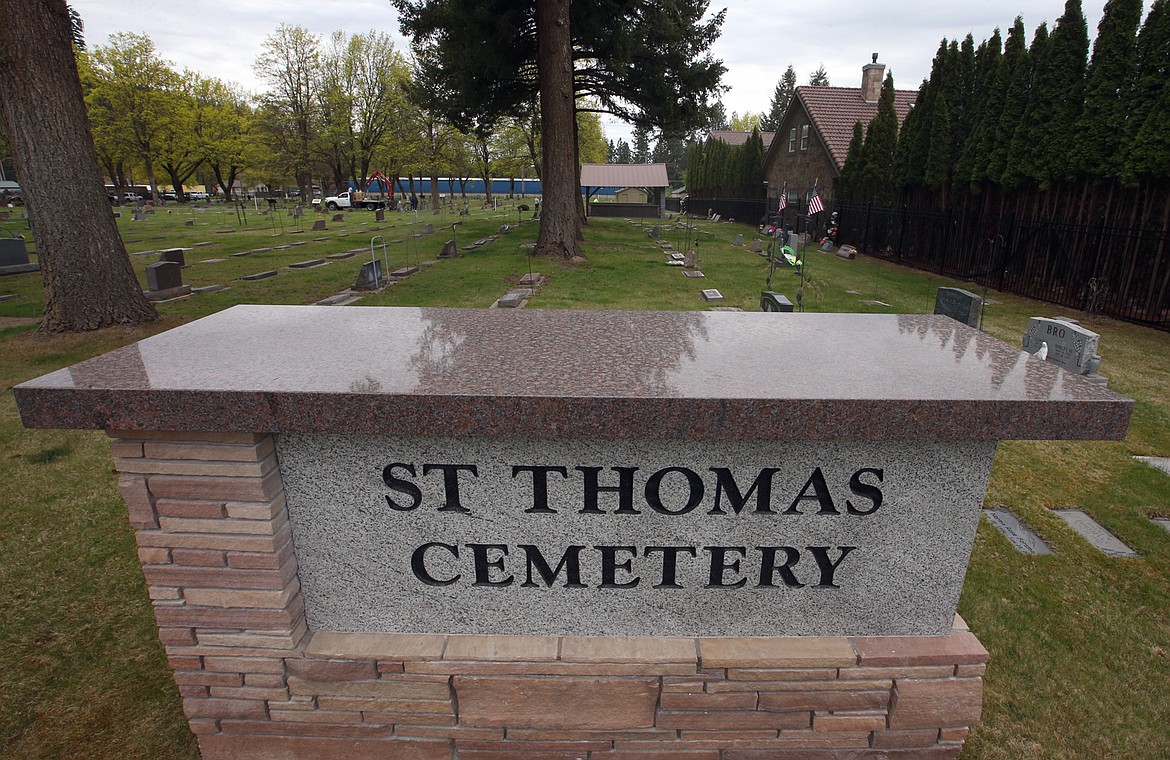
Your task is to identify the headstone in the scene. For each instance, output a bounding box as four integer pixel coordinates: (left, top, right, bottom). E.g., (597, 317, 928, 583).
(353, 260, 383, 289)
(518, 273, 544, 287)
(788, 232, 800, 249)
(934, 287, 983, 328)
(682, 270, 705, 279)
(712, 213, 720, 222)
(240, 270, 278, 281)
(836, 245, 858, 260)
(158, 248, 186, 266)
(326, 252, 356, 260)
(747, 240, 763, 253)
(375, 209, 385, 222)
(0, 238, 37, 273)
(184, 220, 194, 227)
(820, 241, 835, 253)
(439, 240, 458, 258)
(649, 226, 661, 237)
(1153, 517, 1170, 534)
(497, 290, 526, 308)
(390, 267, 420, 279)
(146, 261, 183, 292)
(760, 291, 795, 312)
(733, 233, 744, 247)
(289, 259, 327, 269)
(423, 223, 434, 234)
(1052, 509, 1138, 557)
(190, 284, 227, 294)
(683, 250, 696, 269)
(1135, 456, 1170, 477)
(312, 220, 327, 231)
(700, 288, 724, 303)
(982, 508, 1052, 555)
(332, 213, 344, 222)
(1022, 317, 1103, 378)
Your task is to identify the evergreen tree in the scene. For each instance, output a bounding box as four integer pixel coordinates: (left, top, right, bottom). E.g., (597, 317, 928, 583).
(955, 28, 1003, 186)
(1001, 22, 1049, 188)
(860, 72, 899, 204)
(613, 138, 632, 164)
(1123, 0, 1170, 183)
(924, 92, 952, 188)
(1036, 0, 1089, 183)
(761, 64, 796, 131)
(739, 127, 765, 196)
(632, 123, 651, 162)
(1077, 0, 1141, 178)
(808, 64, 830, 86)
(651, 132, 688, 183)
(839, 121, 865, 201)
(1126, 80, 1170, 182)
(985, 18, 1030, 183)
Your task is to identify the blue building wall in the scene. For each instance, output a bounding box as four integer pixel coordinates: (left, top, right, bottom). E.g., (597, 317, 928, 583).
(350, 178, 620, 197)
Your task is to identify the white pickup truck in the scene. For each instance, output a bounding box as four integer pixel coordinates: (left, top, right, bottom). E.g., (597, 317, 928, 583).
(313, 191, 387, 211)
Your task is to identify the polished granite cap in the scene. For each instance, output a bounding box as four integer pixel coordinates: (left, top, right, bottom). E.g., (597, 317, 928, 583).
(14, 305, 1133, 441)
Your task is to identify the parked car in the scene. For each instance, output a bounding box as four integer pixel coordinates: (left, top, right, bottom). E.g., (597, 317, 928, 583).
(124, 192, 142, 202)
(162, 192, 177, 201)
(188, 191, 209, 201)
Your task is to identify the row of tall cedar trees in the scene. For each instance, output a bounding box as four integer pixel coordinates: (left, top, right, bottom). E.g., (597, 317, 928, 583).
(684, 128, 767, 198)
(841, 0, 1170, 233)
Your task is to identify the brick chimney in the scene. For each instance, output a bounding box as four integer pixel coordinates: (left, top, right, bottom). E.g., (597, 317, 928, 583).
(862, 53, 884, 103)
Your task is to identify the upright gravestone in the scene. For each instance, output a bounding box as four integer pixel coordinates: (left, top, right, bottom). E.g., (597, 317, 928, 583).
(311, 220, 327, 231)
(158, 248, 186, 267)
(934, 287, 983, 328)
(760, 291, 795, 312)
(1023, 317, 1104, 380)
(0, 238, 38, 274)
(353, 260, 383, 289)
(733, 233, 744, 246)
(375, 209, 385, 222)
(438, 240, 458, 258)
(144, 261, 191, 300)
(423, 223, 434, 234)
(683, 250, 697, 269)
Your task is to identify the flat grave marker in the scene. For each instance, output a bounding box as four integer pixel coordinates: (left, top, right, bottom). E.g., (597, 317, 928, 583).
(760, 291, 795, 312)
(1152, 517, 1170, 535)
(240, 270, 278, 281)
(700, 288, 724, 303)
(983, 508, 1053, 555)
(682, 270, 705, 278)
(289, 259, 327, 269)
(326, 252, 356, 260)
(1052, 509, 1138, 557)
(1134, 456, 1170, 478)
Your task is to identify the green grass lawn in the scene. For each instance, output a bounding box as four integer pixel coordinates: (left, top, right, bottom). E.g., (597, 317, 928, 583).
(2, 202, 1169, 759)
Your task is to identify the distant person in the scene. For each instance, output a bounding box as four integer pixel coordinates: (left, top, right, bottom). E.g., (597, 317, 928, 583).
(410, 193, 418, 211)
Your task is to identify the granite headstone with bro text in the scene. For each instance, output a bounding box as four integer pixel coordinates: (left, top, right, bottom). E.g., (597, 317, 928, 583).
(934, 287, 983, 328)
(1023, 317, 1104, 380)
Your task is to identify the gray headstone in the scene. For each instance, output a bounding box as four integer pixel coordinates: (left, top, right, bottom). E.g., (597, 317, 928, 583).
(518, 273, 544, 287)
(423, 223, 434, 234)
(240, 270, 278, 281)
(788, 232, 800, 249)
(0, 238, 30, 266)
(390, 267, 420, 279)
(289, 259, 327, 269)
(439, 240, 458, 258)
(326, 252, 356, 260)
(837, 245, 857, 260)
(1022, 317, 1101, 375)
(733, 233, 744, 246)
(311, 220, 327, 231)
(1152, 517, 1170, 534)
(682, 270, 705, 278)
(649, 226, 661, 237)
(760, 291, 795, 312)
(700, 288, 724, 303)
(747, 240, 764, 253)
(934, 287, 983, 328)
(683, 251, 696, 269)
(1052, 509, 1138, 557)
(158, 248, 186, 266)
(497, 290, 526, 308)
(146, 261, 183, 292)
(353, 260, 383, 289)
(375, 209, 385, 222)
(1135, 456, 1170, 477)
(332, 213, 344, 222)
(983, 508, 1052, 555)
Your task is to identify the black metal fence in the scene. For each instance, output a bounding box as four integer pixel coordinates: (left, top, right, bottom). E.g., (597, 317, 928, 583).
(836, 201, 1170, 330)
(691, 196, 1170, 330)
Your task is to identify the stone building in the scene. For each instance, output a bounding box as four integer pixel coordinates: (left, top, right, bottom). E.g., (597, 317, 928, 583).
(762, 56, 916, 212)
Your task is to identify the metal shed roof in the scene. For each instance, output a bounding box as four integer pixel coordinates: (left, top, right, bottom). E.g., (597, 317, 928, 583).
(580, 163, 669, 188)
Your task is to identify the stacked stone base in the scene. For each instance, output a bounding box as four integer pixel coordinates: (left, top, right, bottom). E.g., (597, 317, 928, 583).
(112, 430, 987, 760)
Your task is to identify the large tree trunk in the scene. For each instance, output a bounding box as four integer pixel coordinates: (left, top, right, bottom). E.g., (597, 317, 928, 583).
(534, 0, 581, 259)
(0, 0, 157, 331)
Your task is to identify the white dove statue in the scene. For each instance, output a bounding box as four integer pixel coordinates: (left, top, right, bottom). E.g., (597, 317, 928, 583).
(1035, 341, 1048, 361)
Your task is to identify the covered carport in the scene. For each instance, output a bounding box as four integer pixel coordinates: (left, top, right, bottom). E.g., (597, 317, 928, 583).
(580, 163, 669, 218)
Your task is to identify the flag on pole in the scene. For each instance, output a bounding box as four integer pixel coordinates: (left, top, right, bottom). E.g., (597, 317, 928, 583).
(778, 184, 787, 212)
(807, 187, 824, 215)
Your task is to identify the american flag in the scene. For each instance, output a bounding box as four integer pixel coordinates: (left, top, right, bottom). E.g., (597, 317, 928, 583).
(778, 185, 787, 212)
(807, 188, 824, 215)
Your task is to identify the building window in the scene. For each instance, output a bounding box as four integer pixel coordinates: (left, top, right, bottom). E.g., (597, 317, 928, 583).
(789, 128, 796, 153)
(800, 124, 810, 151)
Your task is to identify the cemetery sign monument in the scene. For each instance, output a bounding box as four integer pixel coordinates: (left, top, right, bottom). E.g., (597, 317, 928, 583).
(15, 307, 1132, 759)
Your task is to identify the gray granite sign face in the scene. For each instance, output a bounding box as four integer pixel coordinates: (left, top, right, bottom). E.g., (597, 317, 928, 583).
(146, 261, 183, 292)
(276, 435, 996, 637)
(1053, 509, 1138, 557)
(934, 287, 982, 328)
(982, 508, 1052, 555)
(1023, 318, 1100, 374)
(0, 238, 30, 266)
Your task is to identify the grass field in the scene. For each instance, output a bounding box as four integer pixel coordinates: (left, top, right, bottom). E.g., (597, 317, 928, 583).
(2, 201, 1169, 759)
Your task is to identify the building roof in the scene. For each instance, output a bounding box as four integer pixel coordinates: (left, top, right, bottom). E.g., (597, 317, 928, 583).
(794, 86, 917, 170)
(707, 130, 776, 149)
(580, 163, 669, 188)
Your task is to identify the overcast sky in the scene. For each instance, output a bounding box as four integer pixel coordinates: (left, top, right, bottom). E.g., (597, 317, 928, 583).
(69, 0, 1112, 145)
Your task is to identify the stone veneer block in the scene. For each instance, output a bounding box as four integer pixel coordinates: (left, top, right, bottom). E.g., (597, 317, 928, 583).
(700, 637, 857, 668)
(454, 675, 659, 729)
